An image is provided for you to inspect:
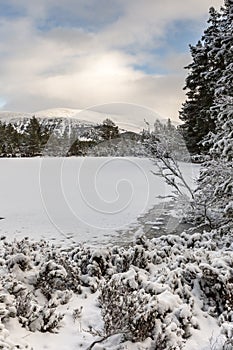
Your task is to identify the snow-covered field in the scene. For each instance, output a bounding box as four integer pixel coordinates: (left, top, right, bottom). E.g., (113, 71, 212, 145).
(0, 158, 232, 350)
(0, 157, 199, 246)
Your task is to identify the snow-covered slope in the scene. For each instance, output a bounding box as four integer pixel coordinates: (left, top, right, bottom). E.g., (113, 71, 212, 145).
(0, 108, 143, 133)
(35, 108, 82, 119)
(1, 103, 181, 131)
(0, 110, 32, 122)
(0, 109, 98, 137)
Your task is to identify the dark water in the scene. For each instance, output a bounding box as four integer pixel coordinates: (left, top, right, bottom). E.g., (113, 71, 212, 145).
(57, 201, 196, 248)
(100, 201, 195, 247)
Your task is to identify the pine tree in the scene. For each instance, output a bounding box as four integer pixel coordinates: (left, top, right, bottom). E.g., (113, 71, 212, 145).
(209, 97, 233, 161)
(0, 121, 6, 156)
(23, 116, 50, 157)
(5, 123, 21, 157)
(193, 2, 233, 229)
(96, 118, 119, 141)
(141, 119, 188, 160)
(179, 7, 222, 154)
(207, 0, 233, 160)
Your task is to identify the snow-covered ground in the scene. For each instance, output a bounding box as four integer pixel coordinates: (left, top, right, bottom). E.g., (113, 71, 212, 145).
(0, 157, 199, 246)
(0, 157, 232, 350)
(1, 227, 231, 350)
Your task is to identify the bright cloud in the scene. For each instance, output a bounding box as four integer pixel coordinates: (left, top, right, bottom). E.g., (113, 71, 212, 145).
(0, 0, 223, 121)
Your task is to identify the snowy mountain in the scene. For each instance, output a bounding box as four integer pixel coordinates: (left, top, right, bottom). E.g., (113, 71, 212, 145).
(0, 108, 185, 158)
(0, 109, 98, 140)
(0, 108, 147, 157)
(0, 108, 143, 134)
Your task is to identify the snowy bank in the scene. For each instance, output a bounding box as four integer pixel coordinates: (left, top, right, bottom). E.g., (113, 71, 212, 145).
(0, 227, 232, 349)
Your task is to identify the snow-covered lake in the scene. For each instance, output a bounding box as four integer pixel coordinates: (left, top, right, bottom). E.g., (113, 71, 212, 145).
(0, 157, 199, 246)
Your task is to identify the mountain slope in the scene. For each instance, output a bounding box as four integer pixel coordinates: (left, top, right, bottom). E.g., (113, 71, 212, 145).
(0, 108, 144, 133)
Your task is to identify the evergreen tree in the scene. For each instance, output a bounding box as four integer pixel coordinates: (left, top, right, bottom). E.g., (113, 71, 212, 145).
(209, 97, 233, 161)
(179, 7, 222, 154)
(190, 1, 233, 229)
(0, 121, 7, 157)
(23, 116, 50, 156)
(205, 0, 233, 158)
(0, 122, 22, 157)
(96, 118, 119, 141)
(141, 119, 188, 160)
(6, 123, 21, 156)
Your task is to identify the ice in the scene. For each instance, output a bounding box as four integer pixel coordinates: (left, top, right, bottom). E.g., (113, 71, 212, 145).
(0, 157, 199, 245)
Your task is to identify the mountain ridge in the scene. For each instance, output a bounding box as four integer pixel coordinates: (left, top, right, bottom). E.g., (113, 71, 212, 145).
(0, 108, 142, 133)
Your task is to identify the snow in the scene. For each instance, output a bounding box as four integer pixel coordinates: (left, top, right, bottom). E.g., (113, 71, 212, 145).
(7, 290, 102, 350)
(3, 157, 227, 350)
(0, 221, 231, 349)
(0, 105, 180, 134)
(0, 108, 144, 133)
(156, 290, 180, 314)
(35, 107, 161, 133)
(0, 157, 199, 246)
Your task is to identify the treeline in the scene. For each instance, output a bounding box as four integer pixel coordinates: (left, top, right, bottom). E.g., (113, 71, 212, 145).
(0, 115, 184, 158)
(0, 117, 122, 157)
(0, 116, 50, 157)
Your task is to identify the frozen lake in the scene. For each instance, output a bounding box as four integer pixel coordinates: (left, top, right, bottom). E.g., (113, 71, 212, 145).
(0, 157, 199, 246)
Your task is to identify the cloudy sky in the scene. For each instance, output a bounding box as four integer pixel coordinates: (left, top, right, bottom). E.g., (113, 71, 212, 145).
(0, 0, 223, 121)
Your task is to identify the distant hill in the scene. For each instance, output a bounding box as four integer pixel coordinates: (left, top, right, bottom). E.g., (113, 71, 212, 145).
(0, 109, 144, 157)
(0, 108, 182, 158)
(0, 108, 142, 133)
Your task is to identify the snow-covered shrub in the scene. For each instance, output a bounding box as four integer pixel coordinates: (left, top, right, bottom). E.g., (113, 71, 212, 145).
(87, 249, 112, 278)
(99, 265, 198, 347)
(0, 293, 16, 321)
(199, 263, 233, 316)
(70, 246, 92, 275)
(128, 245, 151, 269)
(0, 230, 232, 348)
(35, 260, 67, 299)
(221, 322, 233, 349)
(6, 253, 31, 272)
(70, 247, 113, 291)
(35, 255, 81, 299)
(16, 292, 63, 333)
(97, 229, 233, 348)
(99, 268, 158, 342)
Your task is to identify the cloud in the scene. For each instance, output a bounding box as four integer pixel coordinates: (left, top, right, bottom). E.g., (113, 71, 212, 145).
(0, 0, 223, 122)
